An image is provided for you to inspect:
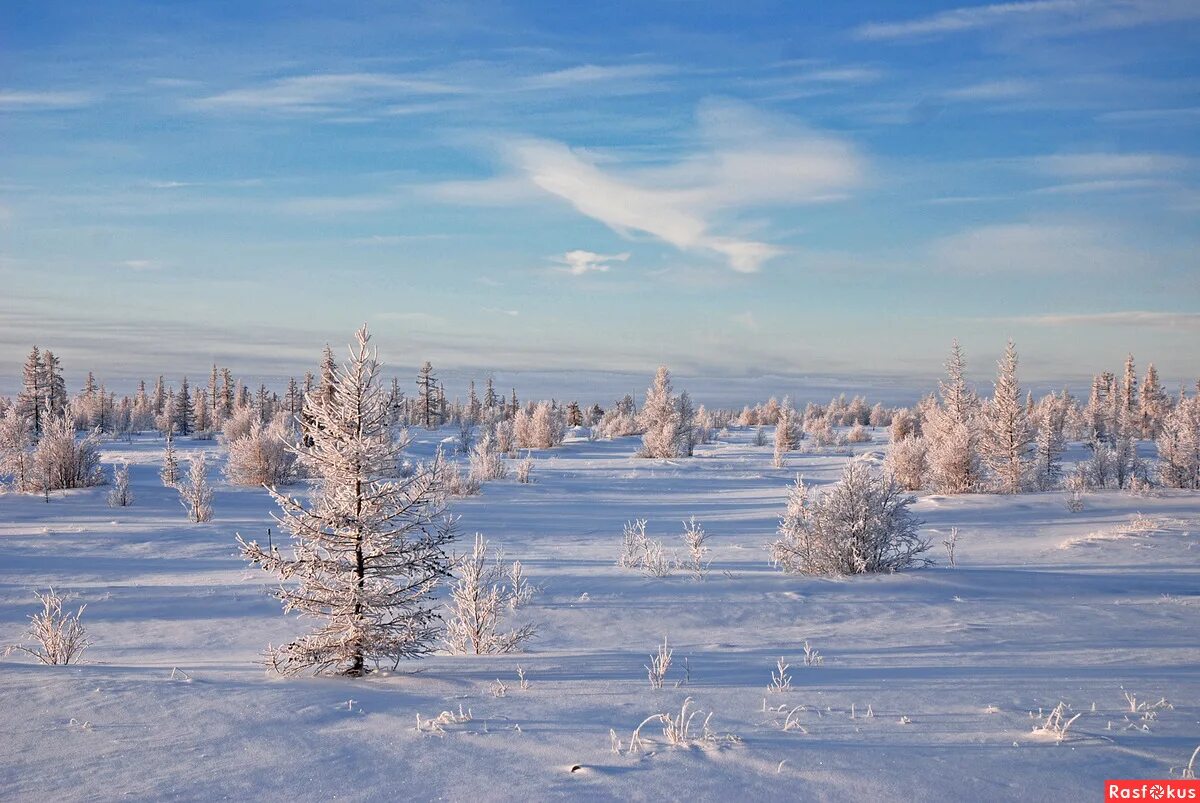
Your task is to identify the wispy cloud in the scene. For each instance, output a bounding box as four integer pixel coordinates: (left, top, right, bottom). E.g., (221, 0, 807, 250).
(433, 98, 863, 273)
(554, 250, 630, 276)
(929, 222, 1147, 274)
(190, 72, 460, 114)
(0, 90, 95, 111)
(1029, 152, 1193, 177)
(1002, 311, 1200, 329)
(519, 64, 675, 92)
(854, 0, 1200, 41)
(942, 79, 1035, 101)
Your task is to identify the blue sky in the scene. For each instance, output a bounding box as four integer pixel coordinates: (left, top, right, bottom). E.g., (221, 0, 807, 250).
(2, 0, 1199, 393)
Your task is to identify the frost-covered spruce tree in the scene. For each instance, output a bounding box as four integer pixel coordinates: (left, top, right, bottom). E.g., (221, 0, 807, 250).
(924, 340, 981, 494)
(1156, 395, 1200, 489)
(160, 427, 180, 487)
(1138, 363, 1168, 439)
(239, 326, 455, 676)
(980, 340, 1032, 494)
(107, 462, 133, 507)
(1032, 392, 1067, 491)
(177, 453, 214, 523)
(638, 366, 680, 458)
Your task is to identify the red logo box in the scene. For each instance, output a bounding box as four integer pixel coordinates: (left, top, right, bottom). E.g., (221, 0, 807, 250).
(1106, 780, 1200, 801)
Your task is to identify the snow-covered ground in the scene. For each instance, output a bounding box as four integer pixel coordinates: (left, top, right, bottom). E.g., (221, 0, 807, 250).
(1, 428, 1198, 801)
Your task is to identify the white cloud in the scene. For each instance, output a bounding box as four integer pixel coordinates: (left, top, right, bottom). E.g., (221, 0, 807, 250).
(942, 79, 1035, 101)
(439, 98, 863, 273)
(0, 90, 95, 111)
(190, 73, 459, 114)
(1029, 152, 1192, 177)
(854, 0, 1200, 41)
(1004, 311, 1200, 329)
(119, 259, 163, 271)
(555, 250, 630, 276)
(929, 222, 1148, 274)
(520, 64, 675, 92)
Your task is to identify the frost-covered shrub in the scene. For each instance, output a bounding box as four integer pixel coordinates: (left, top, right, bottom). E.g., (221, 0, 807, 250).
(32, 414, 104, 491)
(220, 406, 257, 444)
(890, 408, 917, 442)
(1065, 468, 1088, 513)
(0, 407, 35, 490)
(846, 423, 872, 443)
(444, 534, 536, 654)
(444, 462, 481, 497)
(177, 453, 214, 522)
(107, 462, 133, 507)
(493, 418, 515, 456)
(515, 452, 534, 484)
(513, 401, 565, 450)
(769, 460, 930, 576)
(680, 517, 709, 580)
(468, 431, 507, 483)
(5, 589, 90, 665)
(224, 414, 299, 486)
(885, 435, 927, 491)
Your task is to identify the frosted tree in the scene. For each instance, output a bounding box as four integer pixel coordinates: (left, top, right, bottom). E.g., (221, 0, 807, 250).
(416, 361, 440, 429)
(1156, 396, 1199, 489)
(15, 347, 45, 437)
(1138, 363, 1168, 439)
(32, 413, 104, 491)
(41, 350, 67, 419)
(675, 391, 696, 456)
(638, 366, 677, 456)
(0, 407, 35, 491)
(924, 340, 981, 494)
(980, 340, 1032, 494)
(160, 427, 180, 487)
(174, 377, 194, 435)
(1032, 392, 1067, 491)
(107, 462, 134, 507)
(239, 326, 456, 676)
(177, 453, 214, 523)
(1120, 354, 1138, 418)
(885, 435, 928, 491)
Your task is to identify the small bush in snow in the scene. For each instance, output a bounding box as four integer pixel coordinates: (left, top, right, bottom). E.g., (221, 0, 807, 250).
(618, 519, 650, 568)
(5, 589, 90, 665)
(846, 423, 872, 443)
(107, 462, 133, 507)
(1031, 702, 1082, 742)
(646, 637, 673, 689)
(680, 517, 710, 580)
(224, 414, 299, 487)
(885, 435, 927, 491)
(515, 452, 534, 484)
(1065, 468, 1088, 513)
(177, 453, 214, 523)
(626, 697, 737, 753)
(443, 462, 481, 498)
(768, 657, 792, 693)
(444, 534, 536, 654)
(467, 431, 507, 483)
(754, 426, 767, 447)
(769, 460, 930, 576)
(942, 527, 961, 567)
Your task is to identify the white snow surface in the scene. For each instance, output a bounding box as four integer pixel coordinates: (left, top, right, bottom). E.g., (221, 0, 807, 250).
(1, 429, 1198, 801)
